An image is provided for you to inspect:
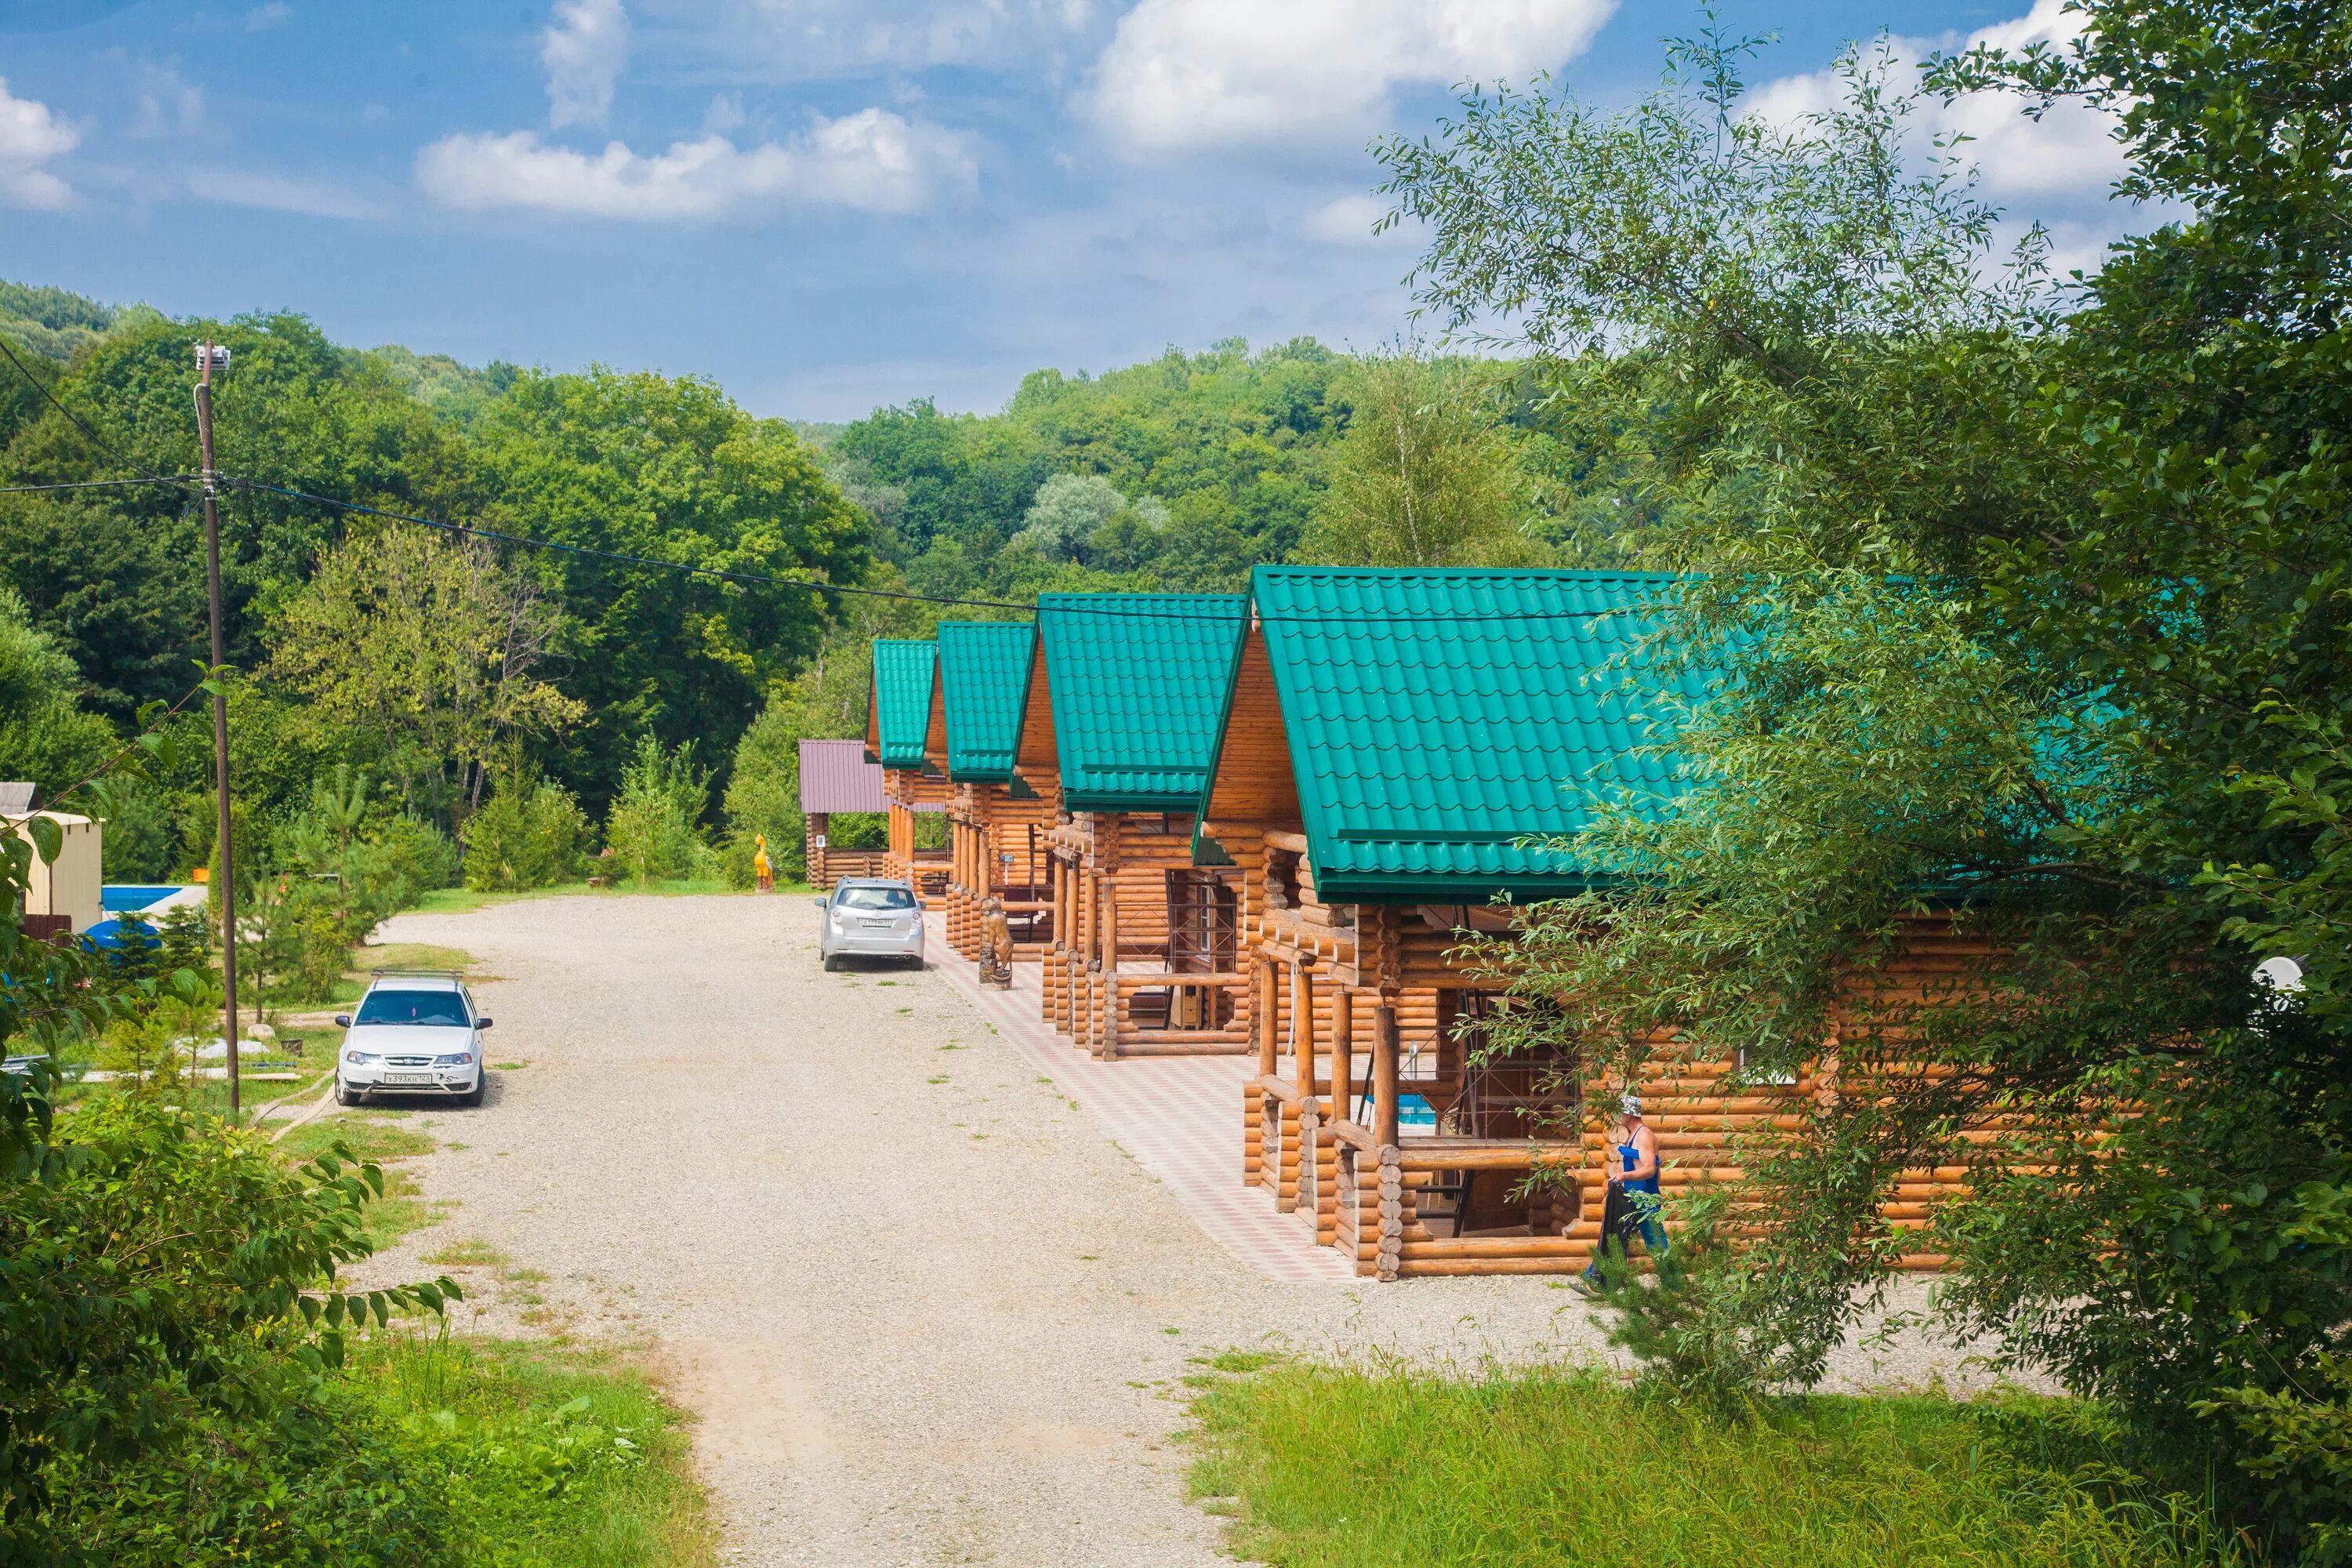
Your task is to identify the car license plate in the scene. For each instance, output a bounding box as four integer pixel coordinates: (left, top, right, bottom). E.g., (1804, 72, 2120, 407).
(382, 1072, 437, 1085)
(859, 919, 894, 929)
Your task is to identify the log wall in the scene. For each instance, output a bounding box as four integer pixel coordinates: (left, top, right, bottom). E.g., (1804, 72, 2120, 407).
(1044, 812, 1250, 1058)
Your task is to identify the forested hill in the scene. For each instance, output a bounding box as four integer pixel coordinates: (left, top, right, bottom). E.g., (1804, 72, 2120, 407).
(825, 340, 1347, 598)
(0, 277, 1626, 888)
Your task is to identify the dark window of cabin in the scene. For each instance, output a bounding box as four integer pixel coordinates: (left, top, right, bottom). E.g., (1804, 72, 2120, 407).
(1265, 846, 1301, 909)
(1167, 871, 1237, 972)
(1441, 989, 1578, 1139)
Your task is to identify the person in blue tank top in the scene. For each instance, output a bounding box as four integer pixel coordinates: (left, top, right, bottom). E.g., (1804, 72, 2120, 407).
(1574, 1094, 1668, 1293)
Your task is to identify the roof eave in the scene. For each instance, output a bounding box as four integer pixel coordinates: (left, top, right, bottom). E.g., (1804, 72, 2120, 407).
(1062, 788, 1200, 813)
(1311, 871, 1616, 906)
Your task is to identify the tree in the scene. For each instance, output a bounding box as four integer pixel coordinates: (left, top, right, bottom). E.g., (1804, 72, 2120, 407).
(603, 735, 710, 887)
(1386, 11, 2352, 1548)
(267, 523, 581, 827)
(1012, 472, 1171, 564)
(0, 585, 119, 800)
(470, 368, 868, 814)
(1304, 350, 1534, 567)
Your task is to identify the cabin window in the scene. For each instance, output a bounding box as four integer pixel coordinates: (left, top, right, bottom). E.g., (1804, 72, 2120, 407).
(1265, 846, 1301, 909)
(1737, 1045, 1801, 1087)
(1166, 872, 1237, 973)
(1440, 990, 1578, 1140)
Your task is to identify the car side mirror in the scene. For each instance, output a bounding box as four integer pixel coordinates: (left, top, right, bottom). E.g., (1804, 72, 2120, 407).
(812, 897, 828, 909)
(333, 1014, 351, 1028)
(477, 1017, 493, 1029)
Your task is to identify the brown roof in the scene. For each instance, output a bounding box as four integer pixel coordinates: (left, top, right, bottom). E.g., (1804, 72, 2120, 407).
(798, 739, 891, 814)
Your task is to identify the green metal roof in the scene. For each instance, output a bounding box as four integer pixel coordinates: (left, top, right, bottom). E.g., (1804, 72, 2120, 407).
(1220, 566, 1706, 903)
(935, 621, 1036, 782)
(869, 640, 937, 769)
(1038, 593, 1249, 811)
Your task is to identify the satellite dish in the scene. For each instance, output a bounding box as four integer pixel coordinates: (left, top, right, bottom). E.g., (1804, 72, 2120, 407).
(2254, 956, 2306, 996)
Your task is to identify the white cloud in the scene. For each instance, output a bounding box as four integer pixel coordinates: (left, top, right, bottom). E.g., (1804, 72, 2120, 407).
(1087, 0, 1616, 154)
(0, 77, 78, 210)
(184, 166, 381, 220)
(728, 0, 1096, 78)
(1747, 0, 2128, 211)
(1302, 192, 1388, 246)
(129, 64, 205, 140)
(246, 3, 292, 31)
(543, 0, 633, 130)
(416, 107, 978, 220)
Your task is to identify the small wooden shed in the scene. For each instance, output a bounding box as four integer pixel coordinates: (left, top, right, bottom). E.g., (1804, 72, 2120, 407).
(796, 739, 891, 888)
(927, 622, 1058, 962)
(866, 639, 951, 896)
(1028, 593, 1254, 1058)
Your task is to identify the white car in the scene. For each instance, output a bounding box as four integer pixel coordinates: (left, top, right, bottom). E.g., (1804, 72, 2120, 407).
(335, 973, 492, 1107)
(818, 878, 925, 971)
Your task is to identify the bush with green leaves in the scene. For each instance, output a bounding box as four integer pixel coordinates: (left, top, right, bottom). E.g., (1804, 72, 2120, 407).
(603, 735, 709, 887)
(0, 1092, 459, 1563)
(460, 772, 590, 891)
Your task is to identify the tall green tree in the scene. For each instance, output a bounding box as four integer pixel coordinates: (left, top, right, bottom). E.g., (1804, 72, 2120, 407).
(1303, 350, 1535, 567)
(1387, 9, 2352, 1549)
(470, 368, 867, 811)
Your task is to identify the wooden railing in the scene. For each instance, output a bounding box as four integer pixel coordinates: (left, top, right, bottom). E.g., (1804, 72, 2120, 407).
(1102, 970, 1250, 1058)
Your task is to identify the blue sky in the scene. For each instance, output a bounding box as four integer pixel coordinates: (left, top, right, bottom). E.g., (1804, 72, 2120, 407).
(0, 0, 2143, 421)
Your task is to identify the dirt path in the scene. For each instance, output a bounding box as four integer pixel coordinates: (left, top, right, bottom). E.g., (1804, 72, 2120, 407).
(352, 893, 1986, 1566)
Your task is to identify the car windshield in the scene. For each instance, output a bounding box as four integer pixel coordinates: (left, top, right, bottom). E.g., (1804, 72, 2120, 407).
(837, 886, 916, 911)
(354, 989, 471, 1026)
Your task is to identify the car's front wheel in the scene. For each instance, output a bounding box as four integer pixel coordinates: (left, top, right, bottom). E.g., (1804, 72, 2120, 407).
(456, 1073, 485, 1109)
(336, 1076, 365, 1107)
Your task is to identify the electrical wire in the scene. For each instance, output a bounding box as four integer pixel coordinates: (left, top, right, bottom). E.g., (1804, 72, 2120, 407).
(0, 332, 198, 495)
(0, 477, 198, 495)
(0, 329, 1650, 627)
(222, 475, 1648, 627)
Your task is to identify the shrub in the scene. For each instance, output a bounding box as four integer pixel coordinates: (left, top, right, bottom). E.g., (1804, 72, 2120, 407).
(461, 775, 591, 891)
(0, 1095, 458, 1563)
(604, 736, 708, 887)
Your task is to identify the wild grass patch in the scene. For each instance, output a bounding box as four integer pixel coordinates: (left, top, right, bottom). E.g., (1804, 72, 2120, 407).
(1187, 1358, 2261, 1567)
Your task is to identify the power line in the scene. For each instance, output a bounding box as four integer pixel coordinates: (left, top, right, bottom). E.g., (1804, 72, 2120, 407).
(0, 477, 198, 495)
(0, 332, 1654, 628)
(223, 476, 1653, 628)
(0, 332, 197, 495)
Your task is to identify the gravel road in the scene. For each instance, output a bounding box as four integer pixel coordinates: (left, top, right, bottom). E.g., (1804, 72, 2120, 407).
(353, 893, 2005, 1566)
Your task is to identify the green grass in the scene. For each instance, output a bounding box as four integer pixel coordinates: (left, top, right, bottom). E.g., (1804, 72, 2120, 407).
(280, 1112, 442, 1250)
(1187, 1359, 2262, 1568)
(355, 941, 483, 975)
(413, 879, 808, 915)
(354, 1333, 716, 1568)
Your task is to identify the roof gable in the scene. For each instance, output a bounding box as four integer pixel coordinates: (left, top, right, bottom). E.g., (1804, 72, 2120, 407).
(1037, 593, 1247, 811)
(868, 641, 937, 769)
(934, 621, 1036, 782)
(1241, 566, 1705, 902)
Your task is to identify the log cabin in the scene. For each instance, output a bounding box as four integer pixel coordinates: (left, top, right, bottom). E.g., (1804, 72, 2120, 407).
(927, 621, 1058, 963)
(866, 639, 950, 897)
(1026, 593, 1254, 1058)
(1199, 565, 1730, 1279)
(796, 739, 891, 888)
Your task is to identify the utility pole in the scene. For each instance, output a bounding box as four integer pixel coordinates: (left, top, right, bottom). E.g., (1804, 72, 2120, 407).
(194, 341, 240, 1116)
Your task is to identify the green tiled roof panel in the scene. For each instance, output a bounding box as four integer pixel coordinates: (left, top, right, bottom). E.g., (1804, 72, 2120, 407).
(870, 640, 936, 769)
(1039, 593, 1248, 810)
(935, 621, 1036, 780)
(1251, 567, 1707, 899)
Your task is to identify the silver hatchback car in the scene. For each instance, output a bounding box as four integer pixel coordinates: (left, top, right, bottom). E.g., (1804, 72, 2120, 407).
(817, 878, 925, 971)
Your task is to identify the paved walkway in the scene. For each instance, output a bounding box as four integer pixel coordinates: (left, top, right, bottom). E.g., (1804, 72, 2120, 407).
(925, 920, 1356, 1284)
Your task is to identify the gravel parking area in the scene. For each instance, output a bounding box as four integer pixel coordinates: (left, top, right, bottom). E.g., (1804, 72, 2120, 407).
(351, 893, 2005, 1566)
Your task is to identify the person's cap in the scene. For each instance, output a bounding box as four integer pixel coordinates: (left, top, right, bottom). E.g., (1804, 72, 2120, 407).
(1621, 1094, 1642, 1116)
